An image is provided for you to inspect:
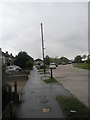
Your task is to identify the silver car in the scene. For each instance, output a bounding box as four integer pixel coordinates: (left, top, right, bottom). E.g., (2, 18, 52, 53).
(6, 66, 19, 74)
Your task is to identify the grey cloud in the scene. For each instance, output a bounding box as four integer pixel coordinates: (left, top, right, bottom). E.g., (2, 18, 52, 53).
(0, 2, 88, 59)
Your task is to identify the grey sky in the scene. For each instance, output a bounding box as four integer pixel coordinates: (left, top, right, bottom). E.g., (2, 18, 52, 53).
(0, 1, 88, 60)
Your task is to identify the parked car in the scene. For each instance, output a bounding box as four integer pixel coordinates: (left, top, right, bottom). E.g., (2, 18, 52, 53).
(56, 63, 58, 67)
(12, 65, 22, 71)
(40, 63, 46, 69)
(50, 63, 56, 69)
(6, 65, 21, 74)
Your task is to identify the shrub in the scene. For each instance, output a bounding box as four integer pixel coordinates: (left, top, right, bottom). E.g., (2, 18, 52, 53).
(26, 60, 33, 70)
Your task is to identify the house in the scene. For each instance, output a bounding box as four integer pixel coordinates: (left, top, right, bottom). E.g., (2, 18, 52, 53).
(82, 54, 90, 62)
(87, 54, 90, 62)
(68, 60, 73, 64)
(2, 50, 14, 66)
(34, 58, 43, 66)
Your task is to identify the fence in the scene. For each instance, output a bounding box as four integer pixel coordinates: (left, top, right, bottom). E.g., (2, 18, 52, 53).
(2, 82, 19, 118)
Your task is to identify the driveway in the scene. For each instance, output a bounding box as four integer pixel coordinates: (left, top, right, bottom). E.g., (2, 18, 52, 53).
(15, 66, 70, 118)
(53, 64, 88, 107)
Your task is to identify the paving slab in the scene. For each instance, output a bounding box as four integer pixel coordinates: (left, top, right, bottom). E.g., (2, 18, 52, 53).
(15, 66, 71, 118)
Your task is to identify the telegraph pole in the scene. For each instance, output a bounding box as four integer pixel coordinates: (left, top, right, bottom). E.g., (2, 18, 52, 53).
(41, 23, 45, 74)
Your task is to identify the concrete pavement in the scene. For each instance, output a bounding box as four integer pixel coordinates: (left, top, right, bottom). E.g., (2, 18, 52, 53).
(15, 66, 71, 118)
(53, 64, 89, 108)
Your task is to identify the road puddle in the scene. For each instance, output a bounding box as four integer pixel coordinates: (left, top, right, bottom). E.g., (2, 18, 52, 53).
(41, 107, 51, 113)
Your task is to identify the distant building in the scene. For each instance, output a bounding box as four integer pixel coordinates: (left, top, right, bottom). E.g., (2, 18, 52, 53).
(87, 54, 90, 62)
(34, 58, 43, 65)
(88, 54, 90, 59)
(82, 58, 87, 62)
(58, 56, 69, 64)
(2, 50, 14, 66)
(82, 54, 90, 62)
(68, 60, 73, 64)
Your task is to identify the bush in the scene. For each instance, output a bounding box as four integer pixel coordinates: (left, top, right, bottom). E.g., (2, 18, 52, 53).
(26, 60, 33, 70)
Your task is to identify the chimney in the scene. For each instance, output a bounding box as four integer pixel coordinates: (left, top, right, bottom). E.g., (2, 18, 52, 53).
(10, 53, 12, 56)
(6, 51, 8, 54)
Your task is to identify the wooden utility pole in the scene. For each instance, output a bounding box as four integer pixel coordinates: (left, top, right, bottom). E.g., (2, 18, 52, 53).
(41, 23, 45, 74)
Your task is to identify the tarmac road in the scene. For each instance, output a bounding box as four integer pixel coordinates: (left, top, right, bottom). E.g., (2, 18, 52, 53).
(53, 64, 89, 108)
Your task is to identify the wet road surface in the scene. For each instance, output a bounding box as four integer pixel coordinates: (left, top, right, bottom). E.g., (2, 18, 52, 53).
(53, 64, 88, 107)
(16, 66, 71, 118)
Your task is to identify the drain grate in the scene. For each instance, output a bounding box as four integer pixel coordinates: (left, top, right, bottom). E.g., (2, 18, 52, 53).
(41, 107, 51, 113)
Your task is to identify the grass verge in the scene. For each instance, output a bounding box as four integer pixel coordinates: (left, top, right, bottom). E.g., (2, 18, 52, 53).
(36, 65, 49, 71)
(56, 96, 89, 120)
(38, 68, 49, 74)
(73, 63, 90, 70)
(43, 77, 57, 83)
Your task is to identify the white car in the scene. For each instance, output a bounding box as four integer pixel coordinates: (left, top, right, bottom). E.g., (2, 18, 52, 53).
(12, 65, 21, 71)
(6, 65, 20, 74)
(50, 63, 56, 69)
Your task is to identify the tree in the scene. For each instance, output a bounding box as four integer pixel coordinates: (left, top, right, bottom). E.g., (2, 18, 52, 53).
(14, 51, 34, 69)
(54, 57, 59, 64)
(44, 55, 50, 65)
(26, 60, 33, 70)
(59, 56, 69, 64)
(82, 54, 86, 59)
(49, 57, 54, 63)
(74, 55, 82, 63)
(45, 56, 59, 65)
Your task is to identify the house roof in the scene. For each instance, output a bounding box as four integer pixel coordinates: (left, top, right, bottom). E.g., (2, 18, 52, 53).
(2, 51, 14, 58)
(34, 58, 42, 61)
(2, 52, 9, 57)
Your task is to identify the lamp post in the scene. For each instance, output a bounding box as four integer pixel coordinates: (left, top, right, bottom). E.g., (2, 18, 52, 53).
(41, 23, 45, 74)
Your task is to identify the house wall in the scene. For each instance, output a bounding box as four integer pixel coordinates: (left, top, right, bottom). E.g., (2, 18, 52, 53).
(34, 61, 42, 65)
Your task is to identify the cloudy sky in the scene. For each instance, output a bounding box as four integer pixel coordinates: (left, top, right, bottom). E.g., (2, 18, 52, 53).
(0, 0, 88, 60)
